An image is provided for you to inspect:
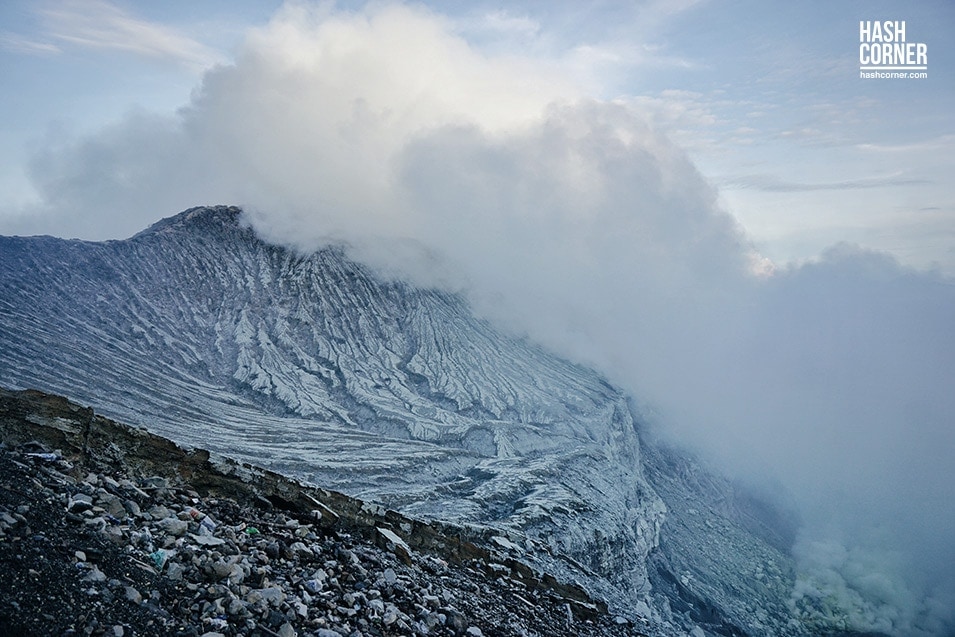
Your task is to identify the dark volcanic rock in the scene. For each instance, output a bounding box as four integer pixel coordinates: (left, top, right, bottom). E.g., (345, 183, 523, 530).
(0, 388, 644, 637)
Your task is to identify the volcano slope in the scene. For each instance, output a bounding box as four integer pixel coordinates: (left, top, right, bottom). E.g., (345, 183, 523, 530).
(1, 206, 810, 636)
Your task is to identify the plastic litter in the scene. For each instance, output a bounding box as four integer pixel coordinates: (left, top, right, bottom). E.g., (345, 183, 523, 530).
(150, 549, 167, 570)
(26, 452, 60, 462)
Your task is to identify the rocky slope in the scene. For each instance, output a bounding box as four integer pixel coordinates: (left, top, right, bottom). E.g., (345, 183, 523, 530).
(0, 387, 640, 636)
(0, 206, 810, 635)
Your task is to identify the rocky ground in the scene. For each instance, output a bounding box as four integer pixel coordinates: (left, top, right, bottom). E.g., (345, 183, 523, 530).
(0, 390, 647, 637)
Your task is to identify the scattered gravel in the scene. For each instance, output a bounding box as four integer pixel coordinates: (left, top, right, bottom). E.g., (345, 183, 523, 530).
(0, 439, 643, 636)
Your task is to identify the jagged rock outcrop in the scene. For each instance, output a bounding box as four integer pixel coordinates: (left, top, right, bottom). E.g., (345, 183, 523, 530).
(1, 206, 808, 635)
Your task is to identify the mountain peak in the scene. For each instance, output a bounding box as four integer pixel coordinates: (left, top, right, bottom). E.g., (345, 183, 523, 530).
(0, 206, 808, 636)
(132, 205, 245, 239)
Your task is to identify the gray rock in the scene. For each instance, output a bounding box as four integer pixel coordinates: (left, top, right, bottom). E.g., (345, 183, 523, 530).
(446, 608, 467, 632)
(123, 499, 141, 517)
(208, 560, 234, 580)
(422, 611, 441, 629)
(104, 525, 125, 545)
(192, 533, 225, 547)
(68, 495, 93, 513)
(227, 597, 247, 616)
(288, 541, 311, 556)
(246, 587, 285, 607)
(277, 623, 296, 637)
(383, 607, 398, 625)
(157, 517, 189, 536)
(124, 586, 142, 604)
(165, 561, 185, 581)
(147, 504, 171, 520)
(227, 563, 245, 584)
(376, 527, 412, 563)
(142, 476, 169, 489)
(100, 494, 127, 519)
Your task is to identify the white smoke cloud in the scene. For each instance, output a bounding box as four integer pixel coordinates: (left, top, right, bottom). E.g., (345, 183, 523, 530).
(3, 3, 954, 634)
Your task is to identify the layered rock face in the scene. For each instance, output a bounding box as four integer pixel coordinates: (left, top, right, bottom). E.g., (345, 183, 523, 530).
(0, 206, 806, 636)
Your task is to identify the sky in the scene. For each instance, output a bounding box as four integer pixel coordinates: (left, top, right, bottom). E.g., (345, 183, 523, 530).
(1, 0, 953, 272)
(1, 1, 954, 635)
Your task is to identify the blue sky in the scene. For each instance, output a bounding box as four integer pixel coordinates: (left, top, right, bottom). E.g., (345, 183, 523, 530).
(0, 0, 952, 272)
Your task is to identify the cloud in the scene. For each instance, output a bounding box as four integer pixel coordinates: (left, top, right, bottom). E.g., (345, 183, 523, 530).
(474, 9, 540, 37)
(857, 134, 955, 154)
(8, 0, 222, 69)
(0, 31, 62, 55)
(191, 1, 583, 246)
(3, 3, 954, 634)
(724, 172, 930, 192)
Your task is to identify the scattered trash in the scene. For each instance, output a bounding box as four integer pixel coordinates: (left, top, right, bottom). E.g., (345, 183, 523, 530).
(199, 516, 217, 534)
(0, 417, 634, 637)
(25, 452, 60, 462)
(149, 549, 167, 570)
